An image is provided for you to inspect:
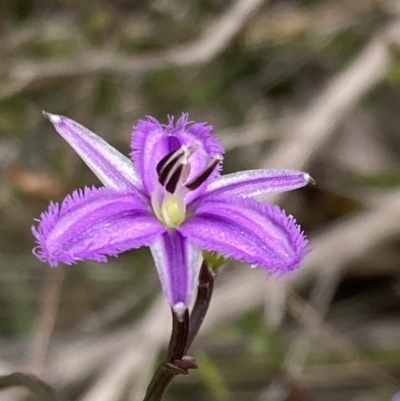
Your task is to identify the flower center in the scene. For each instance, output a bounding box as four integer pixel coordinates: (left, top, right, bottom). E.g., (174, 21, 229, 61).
(151, 145, 221, 228)
(160, 193, 186, 227)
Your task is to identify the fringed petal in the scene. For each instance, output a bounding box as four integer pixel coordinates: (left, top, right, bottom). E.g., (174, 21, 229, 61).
(32, 186, 165, 266)
(179, 198, 310, 275)
(130, 114, 224, 196)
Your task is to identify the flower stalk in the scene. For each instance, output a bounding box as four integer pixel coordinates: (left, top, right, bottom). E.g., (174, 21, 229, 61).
(143, 260, 216, 401)
(142, 310, 190, 401)
(186, 260, 216, 353)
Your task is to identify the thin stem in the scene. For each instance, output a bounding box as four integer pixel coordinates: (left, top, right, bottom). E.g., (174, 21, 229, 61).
(142, 261, 217, 401)
(142, 309, 189, 401)
(166, 309, 189, 361)
(185, 261, 215, 353)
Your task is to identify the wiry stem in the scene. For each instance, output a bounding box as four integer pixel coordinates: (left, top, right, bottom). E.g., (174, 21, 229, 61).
(186, 261, 215, 353)
(166, 309, 190, 361)
(142, 310, 191, 401)
(142, 261, 216, 401)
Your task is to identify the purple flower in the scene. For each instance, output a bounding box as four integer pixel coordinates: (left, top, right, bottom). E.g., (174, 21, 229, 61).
(32, 113, 312, 316)
(392, 393, 400, 401)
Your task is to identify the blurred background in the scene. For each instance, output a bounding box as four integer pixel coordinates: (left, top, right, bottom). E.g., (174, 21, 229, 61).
(0, 0, 400, 400)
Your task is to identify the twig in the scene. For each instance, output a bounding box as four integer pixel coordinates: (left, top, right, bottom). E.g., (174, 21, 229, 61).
(245, 0, 393, 46)
(263, 19, 400, 171)
(283, 265, 342, 379)
(0, 372, 67, 401)
(285, 290, 394, 387)
(258, 17, 400, 332)
(2, 0, 266, 83)
(27, 267, 65, 376)
(78, 298, 170, 401)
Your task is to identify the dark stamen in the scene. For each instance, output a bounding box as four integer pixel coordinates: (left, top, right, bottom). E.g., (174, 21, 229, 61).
(157, 145, 198, 187)
(157, 148, 186, 185)
(185, 157, 221, 191)
(165, 164, 184, 193)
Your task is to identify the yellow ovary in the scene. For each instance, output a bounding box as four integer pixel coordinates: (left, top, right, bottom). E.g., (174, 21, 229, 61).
(160, 193, 186, 228)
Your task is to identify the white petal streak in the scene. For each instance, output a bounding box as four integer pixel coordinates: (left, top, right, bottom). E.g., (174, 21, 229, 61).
(150, 231, 201, 310)
(203, 169, 312, 199)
